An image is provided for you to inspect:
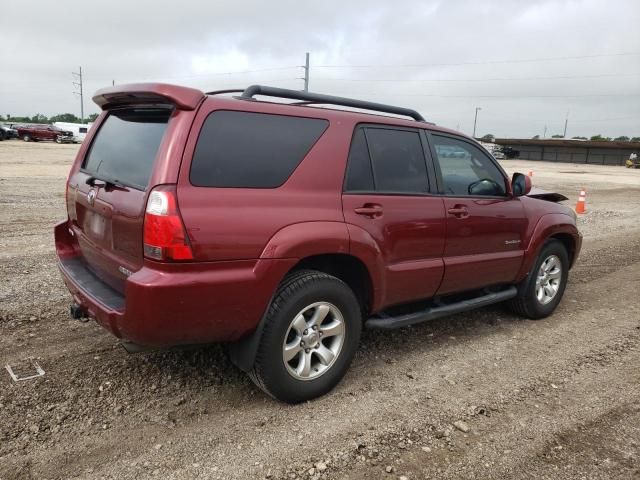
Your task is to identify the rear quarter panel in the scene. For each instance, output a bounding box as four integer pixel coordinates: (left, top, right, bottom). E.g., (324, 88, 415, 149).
(176, 98, 356, 262)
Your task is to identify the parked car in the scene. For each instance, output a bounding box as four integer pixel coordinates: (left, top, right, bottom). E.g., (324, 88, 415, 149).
(0, 124, 19, 140)
(492, 149, 506, 159)
(17, 124, 74, 143)
(503, 146, 520, 159)
(55, 83, 582, 403)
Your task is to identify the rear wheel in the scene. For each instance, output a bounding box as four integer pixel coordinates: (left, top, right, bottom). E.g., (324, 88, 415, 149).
(55, 136, 62, 144)
(249, 270, 362, 403)
(507, 239, 569, 319)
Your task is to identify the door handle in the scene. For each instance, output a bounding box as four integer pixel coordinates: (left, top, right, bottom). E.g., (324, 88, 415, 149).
(354, 204, 383, 218)
(447, 205, 469, 218)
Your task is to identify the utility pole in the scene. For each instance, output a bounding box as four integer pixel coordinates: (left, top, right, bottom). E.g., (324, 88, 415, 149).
(72, 66, 84, 122)
(543, 125, 547, 138)
(301, 52, 310, 92)
(563, 110, 569, 138)
(473, 107, 482, 138)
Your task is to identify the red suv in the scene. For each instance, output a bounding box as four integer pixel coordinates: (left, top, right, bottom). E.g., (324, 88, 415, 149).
(55, 83, 581, 403)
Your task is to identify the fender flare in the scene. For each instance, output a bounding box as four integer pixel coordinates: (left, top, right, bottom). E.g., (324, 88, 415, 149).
(516, 213, 579, 281)
(345, 223, 387, 311)
(229, 221, 352, 372)
(259, 221, 350, 259)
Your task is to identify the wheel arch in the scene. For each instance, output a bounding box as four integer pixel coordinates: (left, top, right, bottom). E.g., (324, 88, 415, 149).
(288, 253, 374, 316)
(516, 213, 581, 281)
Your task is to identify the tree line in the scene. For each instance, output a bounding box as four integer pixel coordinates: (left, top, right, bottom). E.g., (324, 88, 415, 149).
(0, 113, 99, 124)
(480, 134, 640, 142)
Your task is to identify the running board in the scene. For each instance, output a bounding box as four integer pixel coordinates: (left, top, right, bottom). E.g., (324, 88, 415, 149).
(365, 286, 517, 330)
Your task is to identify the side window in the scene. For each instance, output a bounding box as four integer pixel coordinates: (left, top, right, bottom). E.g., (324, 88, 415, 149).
(344, 129, 374, 191)
(431, 135, 507, 196)
(190, 111, 328, 188)
(344, 127, 428, 194)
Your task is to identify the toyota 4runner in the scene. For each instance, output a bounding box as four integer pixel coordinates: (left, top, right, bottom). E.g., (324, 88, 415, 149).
(55, 83, 582, 403)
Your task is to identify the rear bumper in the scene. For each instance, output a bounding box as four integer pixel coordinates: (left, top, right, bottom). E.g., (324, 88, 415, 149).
(55, 223, 296, 347)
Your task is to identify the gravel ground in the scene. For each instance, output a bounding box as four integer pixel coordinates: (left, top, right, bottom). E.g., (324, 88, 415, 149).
(1, 141, 639, 480)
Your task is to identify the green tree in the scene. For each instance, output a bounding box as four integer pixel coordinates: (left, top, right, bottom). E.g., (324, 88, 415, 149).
(571, 136, 588, 140)
(480, 134, 495, 142)
(532, 134, 540, 139)
(30, 113, 49, 124)
(551, 134, 564, 138)
(50, 113, 80, 123)
(87, 113, 99, 123)
(614, 136, 630, 141)
(632, 137, 640, 142)
(590, 134, 611, 141)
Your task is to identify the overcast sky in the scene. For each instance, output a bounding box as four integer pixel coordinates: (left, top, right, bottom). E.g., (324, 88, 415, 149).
(1, 0, 639, 138)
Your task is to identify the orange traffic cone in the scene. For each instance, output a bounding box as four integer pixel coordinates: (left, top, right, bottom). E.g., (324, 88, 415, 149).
(528, 170, 534, 177)
(575, 188, 586, 214)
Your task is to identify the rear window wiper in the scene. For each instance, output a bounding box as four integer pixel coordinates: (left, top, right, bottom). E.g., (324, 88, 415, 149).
(86, 175, 128, 190)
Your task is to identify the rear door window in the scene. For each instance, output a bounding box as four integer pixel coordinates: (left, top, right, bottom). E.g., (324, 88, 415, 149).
(190, 111, 328, 188)
(344, 126, 429, 194)
(83, 108, 171, 190)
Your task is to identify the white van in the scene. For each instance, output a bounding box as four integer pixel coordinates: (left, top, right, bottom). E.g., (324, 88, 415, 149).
(53, 122, 94, 143)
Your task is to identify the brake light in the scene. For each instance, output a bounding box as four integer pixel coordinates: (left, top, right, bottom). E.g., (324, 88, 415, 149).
(143, 187, 193, 261)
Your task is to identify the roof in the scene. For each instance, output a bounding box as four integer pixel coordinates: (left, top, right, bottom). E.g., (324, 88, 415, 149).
(494, 138, 640, 150)
(90, 82, 476, 140)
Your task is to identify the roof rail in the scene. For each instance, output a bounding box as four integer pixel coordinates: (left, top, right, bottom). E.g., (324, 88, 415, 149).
(240, 85, 426, 122)
(205, 88, 245, 95)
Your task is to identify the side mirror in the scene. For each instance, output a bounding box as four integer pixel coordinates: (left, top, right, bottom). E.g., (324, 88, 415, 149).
(511, 173, 532, 197)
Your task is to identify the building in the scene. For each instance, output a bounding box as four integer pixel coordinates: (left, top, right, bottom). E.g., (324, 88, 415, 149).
(493, 138, 639, 166)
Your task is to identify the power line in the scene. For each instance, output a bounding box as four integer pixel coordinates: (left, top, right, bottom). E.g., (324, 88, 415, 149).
(314, 52, 640, 69)
(327, 92, 640, 99)
(312, 72, 640, 83)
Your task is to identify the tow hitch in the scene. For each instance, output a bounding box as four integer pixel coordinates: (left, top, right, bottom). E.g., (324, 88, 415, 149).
(69, 303, 89, 322)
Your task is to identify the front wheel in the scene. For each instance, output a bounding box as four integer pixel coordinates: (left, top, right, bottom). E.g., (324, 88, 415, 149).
(22, 134, 31, 142)
(55, 136, 62, 144)
(249, 270, 362, 403)
(507, 239, 569, 319)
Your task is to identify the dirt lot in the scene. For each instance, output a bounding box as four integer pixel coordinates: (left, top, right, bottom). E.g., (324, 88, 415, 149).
(1, 141, 639, 480)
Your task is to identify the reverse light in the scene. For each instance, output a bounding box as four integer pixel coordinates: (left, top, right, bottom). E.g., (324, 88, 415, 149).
(143, 187, 193, 261)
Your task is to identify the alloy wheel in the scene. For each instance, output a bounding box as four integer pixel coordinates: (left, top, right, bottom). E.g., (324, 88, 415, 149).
(282, 301, 346, 381)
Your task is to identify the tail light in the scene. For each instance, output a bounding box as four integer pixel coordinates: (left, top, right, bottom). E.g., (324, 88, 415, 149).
(143, 186, 193, 261)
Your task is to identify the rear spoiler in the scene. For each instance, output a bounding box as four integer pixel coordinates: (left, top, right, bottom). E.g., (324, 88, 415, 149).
(93, 83, 205, 110)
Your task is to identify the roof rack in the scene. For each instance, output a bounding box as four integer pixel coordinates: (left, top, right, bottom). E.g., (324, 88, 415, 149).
(239, 85, 426, 122)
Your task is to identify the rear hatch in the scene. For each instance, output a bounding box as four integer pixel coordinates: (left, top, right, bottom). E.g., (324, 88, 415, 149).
(67, 107, 172, 294)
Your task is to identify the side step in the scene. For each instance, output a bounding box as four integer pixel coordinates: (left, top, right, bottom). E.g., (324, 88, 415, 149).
(365, 286, 517, 330)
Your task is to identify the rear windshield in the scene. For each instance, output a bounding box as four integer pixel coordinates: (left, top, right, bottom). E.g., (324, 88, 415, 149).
(83, 108, 171, 189)
(190, 111, 328, 188)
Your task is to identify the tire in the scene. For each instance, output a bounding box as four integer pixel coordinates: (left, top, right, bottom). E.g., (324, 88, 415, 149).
(55, 136, 62, 144)
(249, 270, 362, 403)
(507, 239, 569, 319)
(22, 134, 31, 142)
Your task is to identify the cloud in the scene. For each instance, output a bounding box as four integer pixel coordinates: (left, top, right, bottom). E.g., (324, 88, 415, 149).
(1, 0, 638, 137)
